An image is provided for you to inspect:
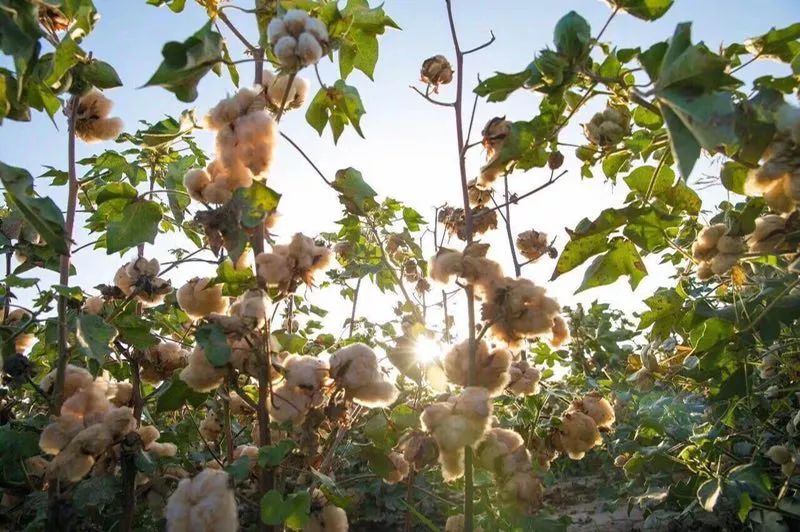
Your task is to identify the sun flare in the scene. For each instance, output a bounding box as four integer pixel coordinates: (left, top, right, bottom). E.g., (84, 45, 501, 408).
(415, 337, 443, 364)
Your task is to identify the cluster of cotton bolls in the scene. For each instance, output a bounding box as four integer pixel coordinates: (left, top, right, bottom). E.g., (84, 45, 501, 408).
(438, 205, 498, 241)
(37, 365, 136, 482)
(138, 425, 178, 458)
(551, 392, 615, 460)
(430, 244, 568, 347)
(516, 229, 555, 262)
(744, 104, 800, 213)
(421, 387, 493, 481)
(268, 353, 330, 425)
(766, 444, 798, 477)
(73, 89, 124, 143)
(583, 106, 630, 147)
(691, 224, 746, 280)
(255, 232, 332, 291)
(176, 277, 229, 320)
(141, 341, 190, 383)
(479, 117, 512, 186)
(2, 308, 36, 353)
(165, 468, 238, 532)
(329, 343, 399, 408)
(476, 428, 543, 513)
(113, 257, 172, 306)
(444, 340, 512, 397)
(268, 9, 329, 70)
(184, 87, 277, 204)
(507, 359, 541, 395)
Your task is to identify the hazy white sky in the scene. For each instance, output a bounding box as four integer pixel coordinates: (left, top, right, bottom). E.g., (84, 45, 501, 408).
(1, 0, 798, 340)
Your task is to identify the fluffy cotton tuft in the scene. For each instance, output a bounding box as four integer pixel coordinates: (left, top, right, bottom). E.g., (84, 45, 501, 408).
(443, 340, 512, 396)
(553, 410, 602, 460)
(304, 491, 348, 532)
(507, 359, 541, 395)
(329, 343, 398, 407)
(142, 341, 190, 384)
(74, 89, 124, 142)
(268, 10, 328, 69)
(199, 410, 223, 442)
(263, 72, 310, 111)
(569, 391, 615, 430)
(82, 295, 105, 315)
(165, 468, 238, 532)
(692, 224, 745, 279)
(256, 233, 331, 291)
(180, 346, 225, 392)
(383, 451, 410, 484)
(516, 230, 553, 262)
(113, 257, 171, 306)
(748, 214, 789, 254)
(284, 354, 329, 395)
(429, 244, 503, 295)
(177, 277, 229, 319)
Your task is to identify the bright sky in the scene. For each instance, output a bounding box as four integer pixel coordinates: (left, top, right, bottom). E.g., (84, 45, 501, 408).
(1, 0, 798, 341)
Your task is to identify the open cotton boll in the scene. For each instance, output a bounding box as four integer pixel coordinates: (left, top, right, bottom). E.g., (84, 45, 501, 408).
(569, 392, 615, 429)
(143, 341, 189, 384)
(205, 87, 260, 130)
(233, 445, 259, 470)
(184, 169, 212, 202)
(256, 234, 331, 290)
(507, 359, 541, 395)
(40, 364, 93, 400)
(199, 411, 223, 442)
(475, 428, 525, 472)
(330, 343, 398, 407)
(383, 451, 410, 484)
(550, 315, 570, 347)
(303, 497, 348, 532)
(74, 89, 124, 142)
(500, 471, 544, 514)
(444, 514, 484, 532)
(482, 277, 564, 347)
(69, 423, 113, 456)
(177, 277, 229, 320)
(266, 75, 310, 110)
(165, 468, 238, 532)
(102, 407, 135, 439)
(138, 425, 161, 449)
(284, 354, 329, 394)
(401, 432, 439, 471)
(47, 449, 95, 483)
(444, 340, 512, 396)
(439, 448, 466, 482)
(39, 414, 83, 455)
(555, 411, 601, 460)
(82, 295, 105, 315)
(180, 346, 225, 392)
(229, 288, 270, 327)
(748, 214, 789, 253)
(109, 381, 133, 407)
(61, 378, 113, 424)
(148, 442, 178, 457)
(269, 383, 312, 424)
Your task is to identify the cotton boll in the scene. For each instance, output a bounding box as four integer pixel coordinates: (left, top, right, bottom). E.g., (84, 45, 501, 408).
(268, 18, 288, 44)
(453, 387, 492, 420)
(102, 407, 135, 439)
(692, 224, 727, 261)
(39, 414, 83, 455)
(550, 315, 570, 347)
(269, 383, 312, 424)
(748, 215, 788, 253)
(177, 277, 229, 320)
(443, 340, 512, 396)
(110, 381, 133, 407)
(383, 451, 410, 484)
(556, 411, 601, 460)
(282, 9, 308, 35)
(401, 432, 439, 471)
(445, 514, 484, 532)
(303, 503, 348, 532)
(75, 89, 124, 142)
(180, 347, 225, 392)
(184, 169, 211, 202)
(233, 444, 259, 470)
(70, 424, 113, 456)
(229, 289, 270, 327)
(717, 235, 746, 255)
(205, 88, 260, 130)
(304, 17, 329, 43)
(420, 55, 454, 91)
(767, 445, 793, 465)
(500, 472, 543, 514)
(255, 251, 292, 288)
(274, 35, 299, 68)
(297, 32, 323, 66)
(61, 379, 113, 424)
(40, 364, 93, 399)
(199, 411, 223, 442)
(439, 448, 465, 481)
(350, 380, 399, 408)
(165, 469, 238, 532)
(483, 277, 564, 346)
(138, 425, 161, 449)
(284, 354, 329, 394)
(143, 341, 189, 383)
(570, 392, 615, 429)
(507, 359, 541, 395)
(83, 296, 105, 315)
(47, 449, 95, 482)
(710, 253, 740, 275)
(148, 442, 178, 458)
(266, 75, 310, 110)
(80, 117, 123, 142)
(475, 428, 524, 472)
(421, 403, 452, 433)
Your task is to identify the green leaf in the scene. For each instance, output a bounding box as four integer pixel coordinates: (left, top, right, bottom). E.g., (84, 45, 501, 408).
(216, 258, 255, 297)
(553, 11, 591, 60)
(662, 179, 701, 215)
(81, 60, 122, 89)
(638, 288, 684, 331)
(220, 39, 239, 87)
(144, 21, 224, 102)
(402, 207, 426, 232)
(390, 404, 420, 430)
(577, 237, 647, 293)
(745, 23, 800, 63)
(661, 105, 700, 179)
(607, 0, 674, 21)
(95, 182, 137, 205)
(697, 478, 722, 512)
(284, 491, 312, 530)
(639, 41, 668, 81)
(333, 168, 378, 214)
(602, 151, 630, 180)
(195, 323, 231, 367)
(260, 490, 286, 526)
(0, 0, 42, 80)
(304, 82, 366, 142)
(624, 164, 675, 197)
(224, 456, 251, 481)
(0, 162, 67, 254)
(232, 181, 281, 228)
(0, 69, 31, 122)
(689, 318, 735, 353)
(155, 373, 208, 412)
(552, 232, 609, 280)
(45, 35, 84, 86)
(165, 155, 194, 224)
(258, 440, 296, 467)
(738, 492, 753, 523)
(633, 105, 663, 129)
(659, 90, 737, 151)
(273, 331, 307, 354)
(0, 426, 40, 484)
(362, 445, 395, 478)
(106, 200, 162, 254)
(474, 69, 531, 102)
(720, 161, 748, 195)
(76, 314, 117, 364)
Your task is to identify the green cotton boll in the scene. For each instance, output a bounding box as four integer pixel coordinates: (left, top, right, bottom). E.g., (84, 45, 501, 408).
(535, 50, 569, 87)
(554, 11, 592, 60)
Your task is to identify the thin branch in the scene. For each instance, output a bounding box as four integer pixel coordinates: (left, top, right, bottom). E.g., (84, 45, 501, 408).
(218, 10, 257, 51)
(279, 132, 332, 186)
(410, 86, 455, 107)
(462, 30, 495, 55)
(488, 170, 568, 212)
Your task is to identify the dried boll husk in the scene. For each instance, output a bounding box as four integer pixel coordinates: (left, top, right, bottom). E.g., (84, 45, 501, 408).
(420, 55, 454, 91)
(584, 106, 630, 147)
(507, 359, 541, 395)
(443, 340, 512, 396)
(438, 206, 498, 240)
(165, 468, 238, 532)
(516, 230, 554, 262)
(467, 178, 493, 207)
(177, 277, 229, 320)
(74, 89, 124, 143)
(400, 431, 439, 471)
(568, 391, 615, 430)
